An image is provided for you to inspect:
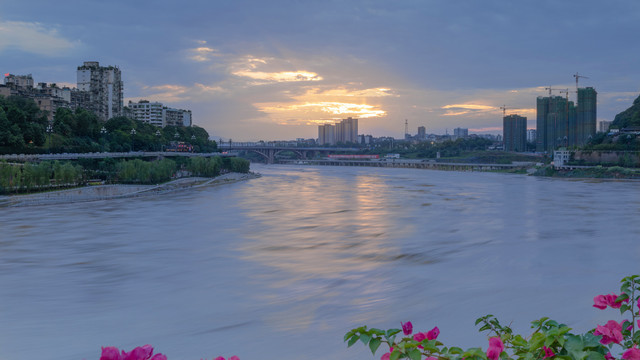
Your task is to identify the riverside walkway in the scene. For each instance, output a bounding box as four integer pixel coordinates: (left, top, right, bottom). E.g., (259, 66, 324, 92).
(0, 151, 232, 162)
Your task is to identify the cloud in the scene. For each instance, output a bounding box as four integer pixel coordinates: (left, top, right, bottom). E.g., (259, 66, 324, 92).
(187, 45, 221, 62)
(232, 70, 322, 83)
(0, 20, 79, 56)
(442, 104, 497, 111)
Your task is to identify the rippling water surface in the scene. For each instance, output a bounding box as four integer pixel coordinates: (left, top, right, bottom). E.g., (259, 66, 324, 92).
(1, 165, 639, 360)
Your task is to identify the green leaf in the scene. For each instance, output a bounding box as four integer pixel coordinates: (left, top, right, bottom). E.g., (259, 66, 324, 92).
(360, 333, 371, 345)
(408, 349, 422, 360)
(344, 330, 355, 342)
(620, 304, 630, 314)
(449, 347, 464, 355)
(582, 333, 601, 349)
(387, 329, 402, 337)
(390, 350, 401, 360)
(616, 293, 629, 302)
(369, 338, 382, 355)
(564, 335, 584, 352)
(530, 333, 546, 350)
(347, 335, 359, 347)
(479, 324, 491, 332)
(587, 351, 605, 360)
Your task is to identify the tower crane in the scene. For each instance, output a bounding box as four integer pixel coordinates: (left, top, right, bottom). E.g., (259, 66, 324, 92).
(500, 105, 511, 117)
(545, 86, 564, 96)
(573, 73, 589, 91)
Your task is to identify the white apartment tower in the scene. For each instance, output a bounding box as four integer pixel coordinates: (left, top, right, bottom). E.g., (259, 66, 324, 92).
(77, 61, 123, 121)
(128, 100, 164, 127)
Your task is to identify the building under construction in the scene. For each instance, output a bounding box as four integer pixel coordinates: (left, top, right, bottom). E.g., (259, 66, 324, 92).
(536, 87, 596, 152)
(503, 114, 527, 152)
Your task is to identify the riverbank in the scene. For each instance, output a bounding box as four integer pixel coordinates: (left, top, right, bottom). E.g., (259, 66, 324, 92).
(0, 172, 260, 207)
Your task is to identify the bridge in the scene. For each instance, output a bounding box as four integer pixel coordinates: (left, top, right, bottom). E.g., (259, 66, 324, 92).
(218, 142, 358, 163)
(279, 158, 535, 172)
(0, 151, 233, 162)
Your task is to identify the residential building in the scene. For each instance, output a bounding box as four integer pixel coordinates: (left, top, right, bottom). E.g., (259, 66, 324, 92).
(163, 107, 192, 127)
(417, 126, 426, 140)
(527, 129, 537, 143)
(453, 127, 468, 138)
(3, 74, 34, 88)
(536, 87, 596, 152)
(577, 87, 597, 143)
(77, 61, 123, 121)
(318, 124, 336, 145)
(128, 100, 164, 127)
(336, 117, 358, 144)
(503, 114, 527, 152)
(599, 120, 612, 133)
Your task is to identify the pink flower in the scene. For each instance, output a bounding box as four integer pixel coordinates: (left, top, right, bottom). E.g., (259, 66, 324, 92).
(594, 294, 629, 310)
(122, 345, 154, 360)
(402, 321, 413, 335)
(380, 353, 391, 360)
(426, 326, 440, 340)
(101, 347, 123, 360)
(606, 352, 615, 360)
(594, 320, 624, 345)
(413, 332, 426, 342)
(214, 357, 225, 360)
(228, 357, 240, 360)
(623, 347, 640, 360)
(486, 337, 504, 360)
(543, 346, 555, 359)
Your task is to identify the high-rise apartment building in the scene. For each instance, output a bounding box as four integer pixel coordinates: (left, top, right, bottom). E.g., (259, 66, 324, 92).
(318, 124, 336, 145)
(3, 74, 34, 88)
(527, 129, 537, 143)
(536, 87, 596, 152)
(77, 61, 123, 121)
(336, 117, 358, 144)
(503, 114, 527, 152)
(577, 87, 597, 144)
(599, 120, 611, 133)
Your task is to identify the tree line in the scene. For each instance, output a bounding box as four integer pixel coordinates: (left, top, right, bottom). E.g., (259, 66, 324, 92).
(0, 95, 218, 154)
(0, 156, 250, 194)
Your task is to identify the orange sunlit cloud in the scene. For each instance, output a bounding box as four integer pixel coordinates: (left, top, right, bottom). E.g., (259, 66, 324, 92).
(259, 102, 386, 118)
(305, 87, 395, 97)
(442, 104, 497, 110)
(233, 70, 322, 82)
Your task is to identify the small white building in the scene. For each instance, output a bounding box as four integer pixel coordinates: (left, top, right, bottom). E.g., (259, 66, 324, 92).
(553, 150, 571, 167)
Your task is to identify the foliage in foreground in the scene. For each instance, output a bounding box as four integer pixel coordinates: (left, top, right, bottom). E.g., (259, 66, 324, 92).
(346, 275, 640, 360)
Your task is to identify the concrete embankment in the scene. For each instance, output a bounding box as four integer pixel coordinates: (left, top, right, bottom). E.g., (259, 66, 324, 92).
(0, 172, 260, 207)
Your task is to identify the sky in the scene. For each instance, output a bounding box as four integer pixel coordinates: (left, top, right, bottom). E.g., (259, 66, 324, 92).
(1, 0, 640, 141)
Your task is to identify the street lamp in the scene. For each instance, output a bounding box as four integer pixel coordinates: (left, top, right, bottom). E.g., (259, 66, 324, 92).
(130, 128, 137, 152)
(155, 130, 162, 152)
(174, 131, 180, 140)
(100, 127, 108, 152)
(46, 124, 53, 154)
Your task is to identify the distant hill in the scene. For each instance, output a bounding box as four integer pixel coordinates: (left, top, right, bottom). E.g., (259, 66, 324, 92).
(612, 94, 640, 128)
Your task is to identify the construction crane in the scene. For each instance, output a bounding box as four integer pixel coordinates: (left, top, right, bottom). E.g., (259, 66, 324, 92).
(573, 72, 589, 91)
(545, 86, 564, 96)
(500, 105, 510, 117)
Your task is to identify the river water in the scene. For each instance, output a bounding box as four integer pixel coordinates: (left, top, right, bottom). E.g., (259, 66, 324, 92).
(0, 164, 639, 360)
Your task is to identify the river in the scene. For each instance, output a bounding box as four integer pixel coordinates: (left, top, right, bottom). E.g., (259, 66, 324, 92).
(0, 164, 639, 360)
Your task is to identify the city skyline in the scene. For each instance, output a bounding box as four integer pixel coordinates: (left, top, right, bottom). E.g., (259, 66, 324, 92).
(1, 1, 640, 141)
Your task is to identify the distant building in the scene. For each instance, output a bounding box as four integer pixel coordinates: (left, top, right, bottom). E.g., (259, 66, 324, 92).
(527, 129, 536, 143)
(318, 124, 336, 145)
(4, 74, 34, 88)
(336, 117, 358, 144)
(129, 100, 164, 127)
(536, 87, 596, 152)
(163, 107, 192, 127)
(128, 100, 192, 127)
(599, 120, 612, 133)
(577, 87, 597, 144)
(503, 114, 527, 152)
(453, 127, 468, 138)
(77, 61, 123, 121)
(417, 126, 426, 140)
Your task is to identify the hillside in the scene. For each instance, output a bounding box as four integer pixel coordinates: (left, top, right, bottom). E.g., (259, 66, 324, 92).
(612, 93, 640, 128)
